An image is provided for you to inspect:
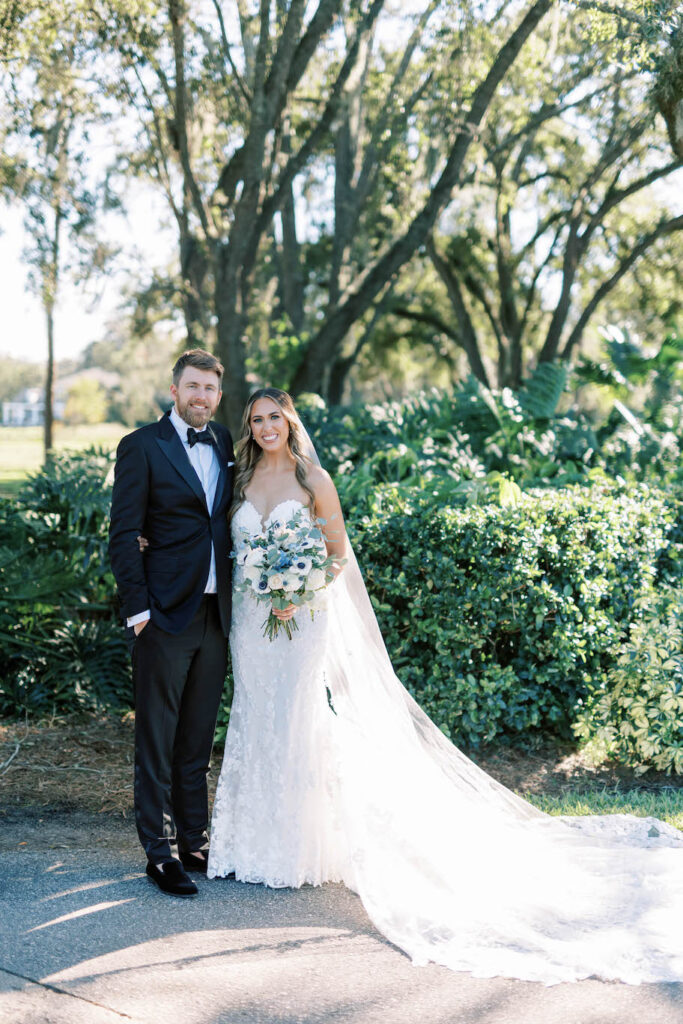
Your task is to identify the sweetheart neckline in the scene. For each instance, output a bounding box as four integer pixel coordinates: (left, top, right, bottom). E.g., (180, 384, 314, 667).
(241, 497, 307, 531)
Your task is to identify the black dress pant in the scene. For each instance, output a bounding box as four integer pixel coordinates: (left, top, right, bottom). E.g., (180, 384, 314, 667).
(131, 595, 228, 863)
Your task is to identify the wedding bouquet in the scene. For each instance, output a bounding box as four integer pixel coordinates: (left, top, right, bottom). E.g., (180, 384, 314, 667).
(234, 506, 343, 640)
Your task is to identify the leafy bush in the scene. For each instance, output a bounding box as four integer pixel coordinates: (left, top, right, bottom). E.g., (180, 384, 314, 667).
(574, 587, 683, 774)
(350, 484, 673, 748)
(0, 449, 132, 715)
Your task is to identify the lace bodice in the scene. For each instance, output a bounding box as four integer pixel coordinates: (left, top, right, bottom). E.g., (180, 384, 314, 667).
(232, 498, 311, 542)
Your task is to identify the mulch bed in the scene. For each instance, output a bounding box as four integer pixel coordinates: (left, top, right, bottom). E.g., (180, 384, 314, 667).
(2, 714, 682, 853)
(1, 714, 680, 822)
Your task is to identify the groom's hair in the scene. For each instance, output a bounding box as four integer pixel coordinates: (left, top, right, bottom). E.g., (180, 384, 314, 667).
(172, 349, 224, 386)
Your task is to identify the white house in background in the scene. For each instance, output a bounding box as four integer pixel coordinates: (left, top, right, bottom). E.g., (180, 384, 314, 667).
(2, 368, 119, 426)
(2, 387, 66, 426)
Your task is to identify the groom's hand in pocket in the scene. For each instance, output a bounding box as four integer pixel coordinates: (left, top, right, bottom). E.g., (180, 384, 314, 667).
(133, 537, 151, 635)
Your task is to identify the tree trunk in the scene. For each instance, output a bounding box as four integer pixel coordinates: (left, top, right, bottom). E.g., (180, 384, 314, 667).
(213, 255, 250, 435)
(43, 182, 64, 462)
(278, 164, 304, 334)
(180, 232, 211, 346)
(43, 302, 55, 458)
(427, 240, 491, 388)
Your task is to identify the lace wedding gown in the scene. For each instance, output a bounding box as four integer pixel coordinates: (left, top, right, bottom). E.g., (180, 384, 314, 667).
(208, 499, 683, 985)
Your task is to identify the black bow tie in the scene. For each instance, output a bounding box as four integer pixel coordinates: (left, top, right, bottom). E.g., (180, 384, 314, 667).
(187, 427, 214, 448)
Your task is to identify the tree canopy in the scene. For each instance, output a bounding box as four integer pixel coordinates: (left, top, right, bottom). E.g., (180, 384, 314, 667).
(1, 0, 681, 429)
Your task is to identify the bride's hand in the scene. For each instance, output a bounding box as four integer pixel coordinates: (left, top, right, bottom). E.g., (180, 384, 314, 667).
(137, 535, 149, 552)
(272, 603, 297, 621)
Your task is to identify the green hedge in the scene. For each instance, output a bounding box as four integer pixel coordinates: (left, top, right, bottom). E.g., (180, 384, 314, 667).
(574, 587, 683, 774)
(349, 484, 674, 748)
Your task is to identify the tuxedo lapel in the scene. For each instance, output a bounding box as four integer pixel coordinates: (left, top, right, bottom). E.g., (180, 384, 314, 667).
(155, 413, 208, 512)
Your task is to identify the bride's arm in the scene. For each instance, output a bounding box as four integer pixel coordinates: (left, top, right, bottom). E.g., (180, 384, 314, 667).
(311, 467, 348, 577)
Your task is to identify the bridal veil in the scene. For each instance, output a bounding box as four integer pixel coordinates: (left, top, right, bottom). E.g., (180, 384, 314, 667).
(302, 427, 683, 984)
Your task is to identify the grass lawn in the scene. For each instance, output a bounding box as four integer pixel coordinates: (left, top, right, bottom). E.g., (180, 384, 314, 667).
(0, 422, 128, 497)
(528, 787, 683, 830)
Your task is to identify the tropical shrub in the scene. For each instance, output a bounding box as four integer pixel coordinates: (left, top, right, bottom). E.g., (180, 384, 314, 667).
(573, 587, 683, 774)
(303, 371, 600, 516)
(0, 449, 131, 715)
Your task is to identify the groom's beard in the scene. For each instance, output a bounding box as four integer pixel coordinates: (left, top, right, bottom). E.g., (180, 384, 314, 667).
(176, 399, 216, 428)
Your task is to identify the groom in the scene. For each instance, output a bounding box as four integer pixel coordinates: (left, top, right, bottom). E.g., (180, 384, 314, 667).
(109, 349, 234, 897)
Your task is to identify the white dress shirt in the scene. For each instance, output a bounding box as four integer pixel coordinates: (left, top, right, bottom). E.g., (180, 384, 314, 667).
(126, 407, 220, 628)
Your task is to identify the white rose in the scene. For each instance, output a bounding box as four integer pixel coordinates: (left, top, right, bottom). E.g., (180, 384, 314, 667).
(244, 547, 265, 567)
(243, 565, 262, 583)
(268, 572, 284, 591)
(307, 568, 326, 590)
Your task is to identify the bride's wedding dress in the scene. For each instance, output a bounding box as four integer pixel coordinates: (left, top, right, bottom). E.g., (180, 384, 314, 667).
(208, 498, 683, 985)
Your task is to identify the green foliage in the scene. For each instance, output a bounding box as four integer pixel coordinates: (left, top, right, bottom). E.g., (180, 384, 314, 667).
(0, 356, 39, 405)
(517, 363, 568, 420)
(246, 319, 308, 393)
(350, 485, 673, 748)
(19, 446, 115, 570)
(574, 587, 683, 774)
(0, 448, 131, 715)
(575, 323, 683, 485)
(213, 675, 234, 749)
(63, 378, 109, 425)
(304, 380, 598, 510)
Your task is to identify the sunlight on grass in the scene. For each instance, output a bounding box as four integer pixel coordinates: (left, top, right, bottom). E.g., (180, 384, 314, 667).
(525, 787, 683, 829)
(0, 423, 127, 496)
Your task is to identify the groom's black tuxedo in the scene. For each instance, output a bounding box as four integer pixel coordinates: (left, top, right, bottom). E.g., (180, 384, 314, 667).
(109, 409, 235, 865)
(109, 410, 234, 635)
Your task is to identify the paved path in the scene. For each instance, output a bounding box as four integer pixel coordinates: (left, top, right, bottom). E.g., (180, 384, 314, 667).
(1, 850, 682, 1024)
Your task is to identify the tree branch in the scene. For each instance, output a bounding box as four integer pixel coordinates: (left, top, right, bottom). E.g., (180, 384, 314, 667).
(168, 0, 211, 237)
(427, 237, 490, 385)
(571, 1, 646, 27)
(561, 215, 683, 359)
(127, 68, 181, 225)
(210, 0, 252, 105)
(583, 159, 683, 242)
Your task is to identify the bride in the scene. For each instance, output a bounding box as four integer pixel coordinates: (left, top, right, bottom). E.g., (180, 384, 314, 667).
(207, 387, 683, 985)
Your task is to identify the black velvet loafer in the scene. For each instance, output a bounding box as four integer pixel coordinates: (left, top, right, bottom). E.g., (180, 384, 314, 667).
(180, 850, 209, 874)
(146, 859, 198, 897)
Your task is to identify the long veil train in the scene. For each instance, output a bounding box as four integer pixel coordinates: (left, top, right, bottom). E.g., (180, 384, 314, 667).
(303, 430, 683, 985)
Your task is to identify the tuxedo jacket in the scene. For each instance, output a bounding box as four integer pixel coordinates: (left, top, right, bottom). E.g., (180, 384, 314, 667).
(108, 410, 235, 636)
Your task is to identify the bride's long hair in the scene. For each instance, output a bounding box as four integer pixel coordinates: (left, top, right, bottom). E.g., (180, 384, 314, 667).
(231, 388, 316, 520)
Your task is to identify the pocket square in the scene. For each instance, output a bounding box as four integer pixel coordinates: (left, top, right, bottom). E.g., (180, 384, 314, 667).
(227, 461, 235, 467)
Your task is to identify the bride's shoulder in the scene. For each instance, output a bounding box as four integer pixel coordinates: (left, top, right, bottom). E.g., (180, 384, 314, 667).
(306, 463, 335, 496)
(307, 465, 344, 526)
